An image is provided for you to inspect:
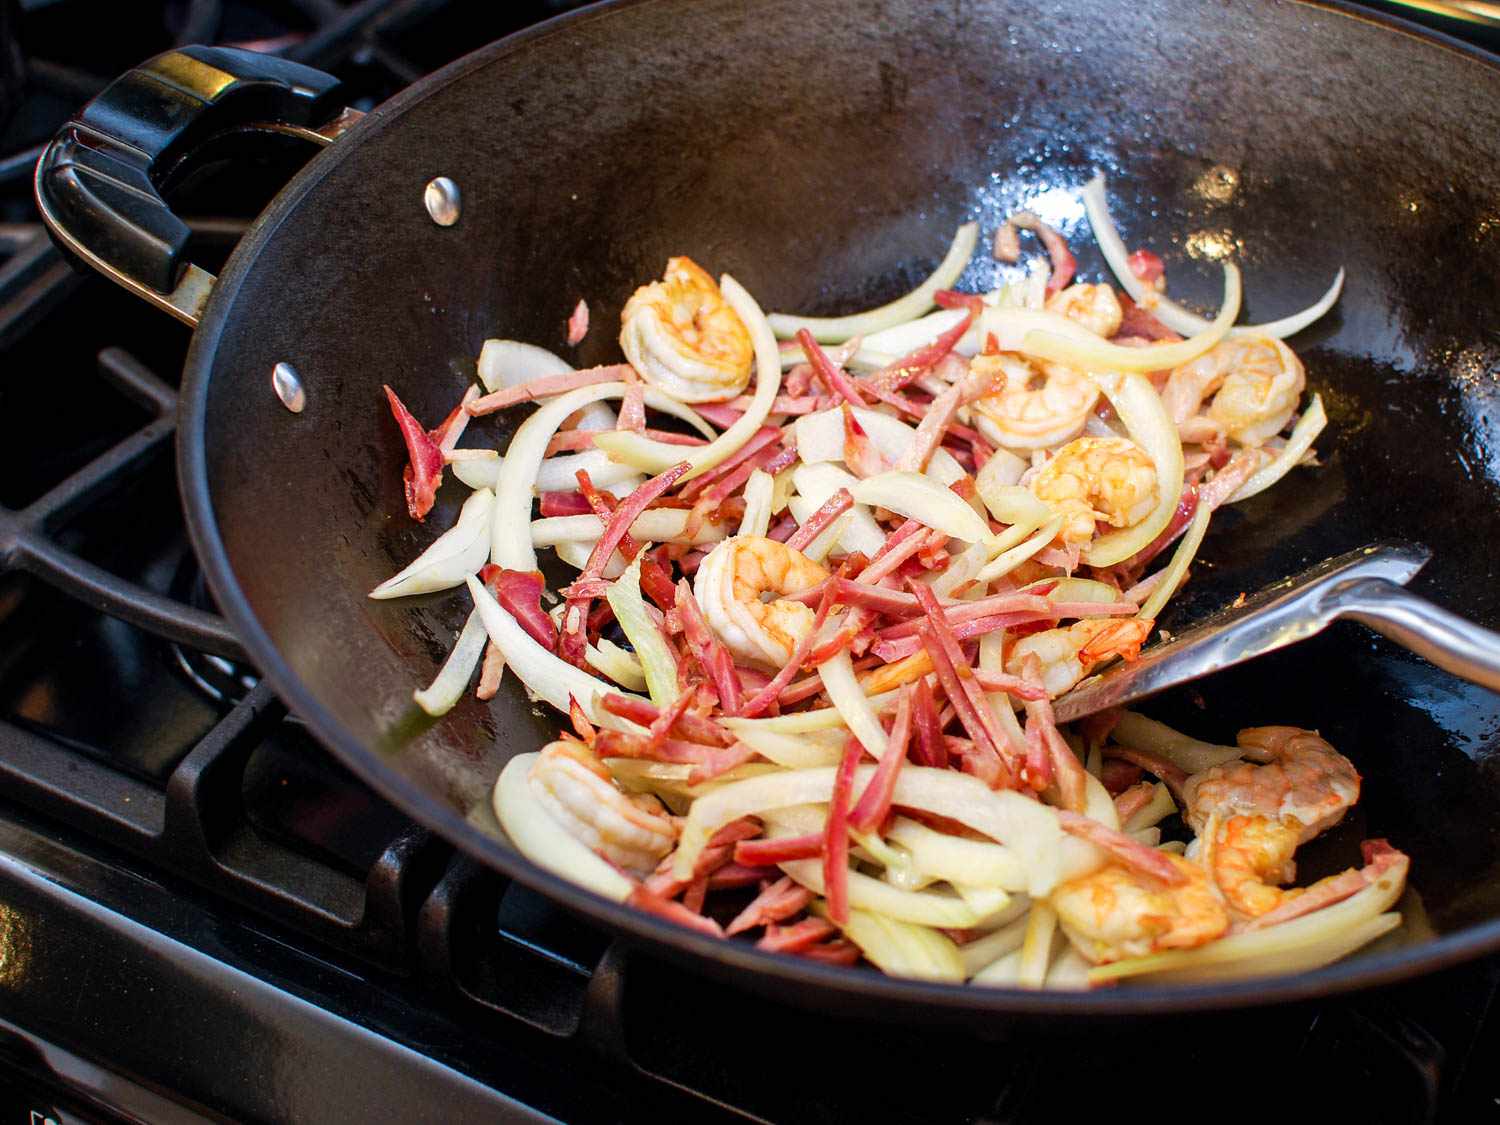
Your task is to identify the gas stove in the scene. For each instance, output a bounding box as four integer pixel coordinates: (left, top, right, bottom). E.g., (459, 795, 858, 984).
(0, 2, 1498, 1122)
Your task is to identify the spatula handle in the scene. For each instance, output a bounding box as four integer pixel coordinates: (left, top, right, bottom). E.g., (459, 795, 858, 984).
(1329, 577, 1500, 693)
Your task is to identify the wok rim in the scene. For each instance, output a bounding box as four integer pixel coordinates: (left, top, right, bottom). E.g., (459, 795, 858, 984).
(176, 0, 1500, 1017)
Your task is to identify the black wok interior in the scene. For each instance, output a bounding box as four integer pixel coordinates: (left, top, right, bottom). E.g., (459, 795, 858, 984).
(180, 0, 1500, 1012)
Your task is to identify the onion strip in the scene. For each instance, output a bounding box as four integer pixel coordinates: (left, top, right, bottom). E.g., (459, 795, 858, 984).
(606, 553, 681, 709)
(1081, 173, 1344, 340)
(466, 574, 643, 725)
(815, 904, 966, 980)
(370, 487, 495, 599)
(768, 223, 979, 342)
(592, 276, 782, 478)
(412, 610, 488, 716)
(817, 646, 892, 758)
(1229, 394, 1327, 503)
(1137, 499, 1211, 620)
(850, 470, 992, 543)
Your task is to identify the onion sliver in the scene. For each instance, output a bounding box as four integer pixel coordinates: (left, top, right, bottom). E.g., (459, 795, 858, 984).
(1017, 902, 1058, 988)
(850, 470, 991, 543)
(371, 487, 495, 599)
(791, 462, 885, 555)
(1122, 782, 1177, 833)
(784, 862, 981, 928)
(1081, 173, 1344, 340)
(887, 817, 1027, 890)
(1088, 852, 1408, 984)
(478, 339, 569, 392)
(739, 469, 774, 538)
(466, 574, 644, 725)
(586, 637, 646, 691)
(858, 307, 970, 358)
(1137, 500, 1211, 620)
(794, 407, 965, 485)
(673, 764, 1097, 895)
(606, 552, 680, 708)
(974, 517, 1061, 584)
(768, 222, 979, 343)
(592, 275, 781, 478)
(961, 913, 1032, 978)
(813, 903, 966, 979)
(730, 725, 844, 769)
(534, 450, 643, 494)
(1111, 712, 1241, 773)
(1079, 372, 1186, 568)
(1229, 394, 1327, 503)
(492, 752, 634, 902)
(1013, 262, 1240, 374)
(532, 510, 727, 548)
(720, 690, 901, 737)
(818, 646, 891, 758)
(413, 610, 488, 716)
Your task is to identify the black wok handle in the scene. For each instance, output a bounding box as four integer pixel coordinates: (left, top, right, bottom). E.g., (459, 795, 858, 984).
(33, 45, 360, 327)
(1329, 577, 1500, 693)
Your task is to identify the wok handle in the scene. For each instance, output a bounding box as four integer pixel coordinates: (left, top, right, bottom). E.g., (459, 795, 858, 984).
(1329, 577, 1500, 693)
(33, 46, 357, 327)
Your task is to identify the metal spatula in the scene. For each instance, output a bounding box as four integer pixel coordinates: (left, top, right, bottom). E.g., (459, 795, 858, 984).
(1053, 542, 1500, 723)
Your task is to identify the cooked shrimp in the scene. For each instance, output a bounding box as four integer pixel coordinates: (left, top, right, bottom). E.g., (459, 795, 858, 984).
(1028, 436, 1158, 546)
(970, 353, 1100, 450)
(1006, 617, 1155, 698)
(1050, 854, 1228, 963)
(1183, 726, 1364, 918)
(693, 535, 829, 669)
(529, 740, 678, 875)
(620, 257, 754, 403)
(1044, 283, 1123, 339)
(1161, 336, 1305, 446)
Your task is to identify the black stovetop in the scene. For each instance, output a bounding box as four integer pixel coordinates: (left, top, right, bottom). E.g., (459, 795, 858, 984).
(0, 2, 1497, 1122)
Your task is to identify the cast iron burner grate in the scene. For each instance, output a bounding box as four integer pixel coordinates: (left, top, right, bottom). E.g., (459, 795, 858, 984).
(0, 1, 1496, 1122)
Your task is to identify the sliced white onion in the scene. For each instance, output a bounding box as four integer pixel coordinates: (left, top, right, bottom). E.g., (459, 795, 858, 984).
(586, 637, 647, 691)
(492, 752, 634, 902)
(975, 263, 1239, 378)
(858, 307, 970, 357)
(768, 222, 980, 342)
(673, 764, 1099, 896)
(1078, 372, 1186, 568)
(817, 646, 891, 758)
(1089, 854, 1407, 984)
(887, 817, 1027, 890)
(850, 470, 991, 543)
(606, 552, 680, 709)
(554, 537, 627, 579)
(1081, 173, 1344, 340)
(1112, 712, 1242, 773)
(1122, 782, 1178, 833)
(531, 510, 727, 548)
(466, 575, 643, 724)
(534, 450, 643, 494)
(1137, 499, 1211, 620)
(975, 447, 1028, 498)
(783, 864, 979, 929)
(961, 912, 1032, 978)
(1229, 393, 1327, 503)
(477, 339, 571, 393)
(795, 508, 853, 564)
(1017, 902, 1059, 989)
(924, 539, 992, 598)
(790, 462, 886, 555)
(739, 468, 774, 538)
(592, 275, 781, 478)
(794, 407, 966, 485)
(817, 904, 966, 980)
(370, 488, 495, 600)
(974, 516, 1063, 584)
(491, 383, 630, 570)
(413, 610, 488, 716)
(976, 481, 1049, 527)
(730, 725, 844, 769)
(719, 690, 902, 737)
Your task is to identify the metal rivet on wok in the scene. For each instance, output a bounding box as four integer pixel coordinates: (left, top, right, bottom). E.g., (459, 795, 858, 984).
(424, 176, 461, 226)
(272, 362, 306, 413)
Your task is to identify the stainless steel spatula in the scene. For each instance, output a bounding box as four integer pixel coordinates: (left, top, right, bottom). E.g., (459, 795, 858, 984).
(1053, 542, 1500, 723)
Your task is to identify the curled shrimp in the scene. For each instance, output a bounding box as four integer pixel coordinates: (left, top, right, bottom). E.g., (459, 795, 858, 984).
(1028, 436, 1159, 546)
(1050, 854, 1228, 963)
(1183, 727, 1366, 919)
(1044, 283, 1123, 339)
(970, 353, 1100, 449)
(1162, 336, 1305, 446)
(620, 257, 754, 403)
(1006, 617, 1155, 698)
(529, 740, 678, 875)
(693, 534, 829, 669)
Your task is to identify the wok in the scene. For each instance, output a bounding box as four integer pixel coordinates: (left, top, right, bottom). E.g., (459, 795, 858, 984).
(34, 0, 1500, 1018)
